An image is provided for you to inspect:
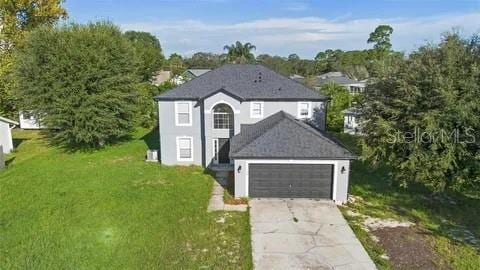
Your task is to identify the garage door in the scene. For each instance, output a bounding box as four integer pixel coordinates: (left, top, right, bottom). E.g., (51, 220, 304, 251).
(249, 164, 333, 198)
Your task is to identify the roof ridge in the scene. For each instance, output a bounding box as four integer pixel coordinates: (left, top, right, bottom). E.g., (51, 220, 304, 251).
(230, 111, 286, 155)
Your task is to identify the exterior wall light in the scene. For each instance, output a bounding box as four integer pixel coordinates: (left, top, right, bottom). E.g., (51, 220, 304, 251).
(237, 165, 242, 173)
(341, 166, 346, 174)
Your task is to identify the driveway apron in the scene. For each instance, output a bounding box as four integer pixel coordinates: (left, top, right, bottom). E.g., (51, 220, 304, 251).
(250, 199, 377, 270)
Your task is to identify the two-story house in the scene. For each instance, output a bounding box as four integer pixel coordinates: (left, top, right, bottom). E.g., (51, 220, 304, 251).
(155, 64, 354, 204)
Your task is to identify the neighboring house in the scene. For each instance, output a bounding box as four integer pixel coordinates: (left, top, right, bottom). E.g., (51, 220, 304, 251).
(152, 70, 171, 86)
(155, 64, 355, 204)
(315, 72, 366, 135)
(290, 74, 305, 83)
(343, 108, 362, 135)
(19, 111, 44, 129)
(181, 69, 211, 81)
(315, 72, 365, 95)
(0, 116, 19, 154)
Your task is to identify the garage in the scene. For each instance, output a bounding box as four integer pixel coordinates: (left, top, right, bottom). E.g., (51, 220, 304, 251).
(229, 111, 355, 204)
(248, 164, 333, 198)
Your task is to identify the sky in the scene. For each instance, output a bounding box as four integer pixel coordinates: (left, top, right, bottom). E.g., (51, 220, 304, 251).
(65, 0, 480, 58)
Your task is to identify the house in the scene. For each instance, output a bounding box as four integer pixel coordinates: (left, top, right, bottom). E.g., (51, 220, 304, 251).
(19, 111, 44, 129)
(181, 69, 211, 81)
(315, 72, 365, 95)
(315, 72, 366, 134)
(343, 108, 362, 135)
(289, 74, 305, 83)
(155, 64, 355, 204)
(0, 116, 19, 154)
(152, 70, 171, 86)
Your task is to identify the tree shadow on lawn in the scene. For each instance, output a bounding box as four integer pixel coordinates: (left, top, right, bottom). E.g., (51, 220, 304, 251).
(337, 133, 480, 250)
(12, 138, 27, 148)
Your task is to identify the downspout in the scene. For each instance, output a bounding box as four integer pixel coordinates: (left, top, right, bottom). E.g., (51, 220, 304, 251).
(200, 101, 206, 167)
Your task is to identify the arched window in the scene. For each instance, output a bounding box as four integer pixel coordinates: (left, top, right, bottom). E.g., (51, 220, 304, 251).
(213, 104, 234, 129)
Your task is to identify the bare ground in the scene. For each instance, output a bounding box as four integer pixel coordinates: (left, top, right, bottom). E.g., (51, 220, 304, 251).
(372, 226, 450, 270)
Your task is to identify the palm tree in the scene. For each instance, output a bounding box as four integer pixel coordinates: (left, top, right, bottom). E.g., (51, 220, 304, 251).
(223, 41, 256, 64)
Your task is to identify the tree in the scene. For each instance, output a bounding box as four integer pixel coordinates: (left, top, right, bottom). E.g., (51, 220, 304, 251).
(167, 53, 185, 76)
(361, 33, 480, 192)
(367, 25, 394, 53)
(124, 31, 164, 81)
(0, 0, 67, 51)
(223, 41, 256, 64)
(319, 82, 352, 132)
(14, 22, 141, 148)
(184, 52, 224, 69)
(0, 0, 67, 118)
(314, 49, 343, 72)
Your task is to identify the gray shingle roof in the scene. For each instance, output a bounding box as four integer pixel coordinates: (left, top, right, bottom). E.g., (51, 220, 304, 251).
(186, 69, 211, 77)
(156, 64, 327, 101)
(316, 76, 364, 86)
(230, 111, 355, 159)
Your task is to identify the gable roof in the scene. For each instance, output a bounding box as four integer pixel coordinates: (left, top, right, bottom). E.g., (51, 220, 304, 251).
(156, 64, 327, 101)
(184, 69, 211, 77)
(230, 111, 355, 160)
(0, 116, 19, 126)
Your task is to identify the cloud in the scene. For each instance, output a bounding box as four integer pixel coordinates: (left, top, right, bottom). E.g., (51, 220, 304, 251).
(120, 12, 480, 58)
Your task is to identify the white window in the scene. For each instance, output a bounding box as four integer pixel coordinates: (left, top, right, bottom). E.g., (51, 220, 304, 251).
(297, 102, 311, 119)
(175, 101, 192, 126)
(213, 104, 233, 129)
(176, 137, 193, 161)
(250, 102, 264, 118)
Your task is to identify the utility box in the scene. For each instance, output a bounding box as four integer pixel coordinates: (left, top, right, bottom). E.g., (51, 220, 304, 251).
(146, 149, 159, 162)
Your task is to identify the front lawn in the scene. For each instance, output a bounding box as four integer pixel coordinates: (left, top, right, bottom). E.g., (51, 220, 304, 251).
(0, 129, 252, 269)
(336, 134, 480, 270)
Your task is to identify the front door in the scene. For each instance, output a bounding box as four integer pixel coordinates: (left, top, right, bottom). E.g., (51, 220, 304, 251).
(218, 138, 230, 164)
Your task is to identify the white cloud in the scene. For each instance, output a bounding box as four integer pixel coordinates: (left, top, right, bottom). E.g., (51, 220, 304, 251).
(120, 12, 480, 58)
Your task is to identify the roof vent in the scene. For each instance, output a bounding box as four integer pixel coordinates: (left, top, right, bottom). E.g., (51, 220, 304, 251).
(258, 72, 262, 82)
(278, 87, 282, 91)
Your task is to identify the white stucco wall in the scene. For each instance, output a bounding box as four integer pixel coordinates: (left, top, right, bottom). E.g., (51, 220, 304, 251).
(158, 93, 327, 167)
(233, 159, 351, 204)
(158, 100, 203, 166)
(0, 121, 14, 154)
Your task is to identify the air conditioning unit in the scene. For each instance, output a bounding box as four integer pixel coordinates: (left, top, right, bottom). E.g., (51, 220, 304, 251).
(146, 149, 159, 162)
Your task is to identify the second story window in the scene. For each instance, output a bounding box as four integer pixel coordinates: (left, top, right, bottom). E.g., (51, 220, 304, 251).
(175, 101, 192, 126)
(250, 102, 264, 118)
(298, 102, 311, 119)
(213, 104, 233, 129)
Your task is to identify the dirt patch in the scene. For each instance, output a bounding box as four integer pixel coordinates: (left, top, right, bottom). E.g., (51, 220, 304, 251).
(373, 227, 450, 270)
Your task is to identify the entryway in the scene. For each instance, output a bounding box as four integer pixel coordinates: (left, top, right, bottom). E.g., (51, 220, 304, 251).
(213, 138, 230, 164)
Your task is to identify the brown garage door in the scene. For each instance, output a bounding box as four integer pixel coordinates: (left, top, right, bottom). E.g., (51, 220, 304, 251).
(249, 164, 333, 198)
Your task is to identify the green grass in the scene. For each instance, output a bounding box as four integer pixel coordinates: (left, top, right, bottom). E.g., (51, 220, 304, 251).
(335, 133, 480, 270)
(0, 129, 252, 269)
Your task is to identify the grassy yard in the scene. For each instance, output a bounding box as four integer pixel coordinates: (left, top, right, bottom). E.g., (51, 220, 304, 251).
(336, 134, 480, 270)
(0, 129, 252, 269)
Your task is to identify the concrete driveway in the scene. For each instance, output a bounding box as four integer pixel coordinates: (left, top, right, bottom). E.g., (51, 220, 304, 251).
(250, 199, 376, 270)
